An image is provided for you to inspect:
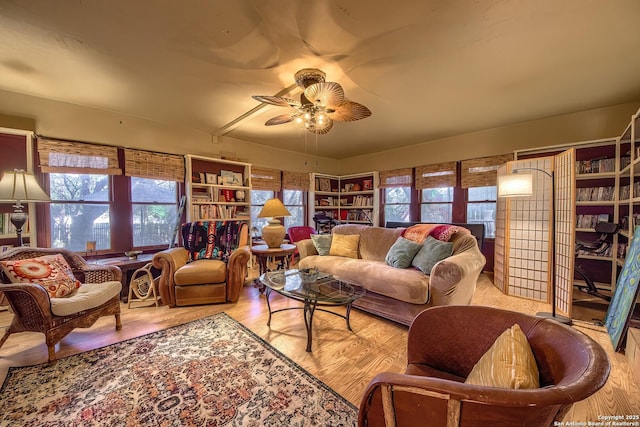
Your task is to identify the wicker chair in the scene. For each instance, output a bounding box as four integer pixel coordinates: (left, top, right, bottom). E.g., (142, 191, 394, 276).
(0, 247, 122, 363)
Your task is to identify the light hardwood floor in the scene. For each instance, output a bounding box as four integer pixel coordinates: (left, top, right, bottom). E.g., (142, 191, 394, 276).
(1, 271, 638, 422)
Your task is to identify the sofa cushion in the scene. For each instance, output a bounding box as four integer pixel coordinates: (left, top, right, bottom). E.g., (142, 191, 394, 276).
(411, 236, 454, 274)
(299, 256, 430, 304)
(465, 323, 540, 389)
(174, 259, 226, 285)
(403, 224, 439, 244)
(333, 224, 404, 261)
(429, 225, 460, 242)
(0, 254, 81, 298)
(310, 234, 332, 256)
(385, 237, 423, 268)
(50, 280, 122, 316)
(329, 234, 360, 258)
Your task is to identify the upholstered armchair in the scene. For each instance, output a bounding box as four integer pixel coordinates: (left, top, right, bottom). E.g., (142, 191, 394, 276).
(358, 305, 611, 427)
(152, 220, 250, 307)
(0, 247, 122, 363)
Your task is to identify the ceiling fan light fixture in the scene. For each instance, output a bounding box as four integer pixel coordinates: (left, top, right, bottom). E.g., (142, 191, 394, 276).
(253, 68, 371, 134)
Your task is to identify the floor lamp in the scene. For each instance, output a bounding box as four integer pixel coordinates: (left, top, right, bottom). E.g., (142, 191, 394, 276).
(0, 169, 51, 246)
(497, 167, 572, 325)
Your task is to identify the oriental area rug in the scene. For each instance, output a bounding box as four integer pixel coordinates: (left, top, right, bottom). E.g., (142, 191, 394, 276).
(0, 313, 357, 426)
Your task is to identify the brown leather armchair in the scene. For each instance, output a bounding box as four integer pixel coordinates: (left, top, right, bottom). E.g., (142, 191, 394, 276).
(358, 305, 610, 427)
(152, 221, 250, 307)
(0, 247, 122, 363)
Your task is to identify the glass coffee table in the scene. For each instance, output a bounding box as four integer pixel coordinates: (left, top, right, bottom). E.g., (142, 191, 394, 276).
(259, 269, 365, 352)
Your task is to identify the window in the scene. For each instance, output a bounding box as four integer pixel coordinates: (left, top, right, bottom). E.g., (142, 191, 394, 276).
(251, 190, 275, 236)
(49, 173, 111, 251)
(283, 189, 304, 229)
(384, 187, 411, 222)
(421, 187, 453, 222)
(131, 177, 178, 247)
(467, 186, 497, 238)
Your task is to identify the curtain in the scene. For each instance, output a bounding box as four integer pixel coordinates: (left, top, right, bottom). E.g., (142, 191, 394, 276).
(251, 166, 282, 191)
(37, 138, 122, 175)
(415, 162, 457, 189)
(461, 154, 513, 188)
(282, 170, 309, 191)
(379, 168, 413, 188)
(124, 149, 185, 182)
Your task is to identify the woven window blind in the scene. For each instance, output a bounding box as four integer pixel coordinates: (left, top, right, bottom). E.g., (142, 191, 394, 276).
(251, 167, 282, 191)
(124, 149, 185, 182)
(282, 170, 309, 191)
(38, 139, 122, 175)
(379, 168, 413, 188)
(415, 162, 457, 189)
(461, 154, 513, 188)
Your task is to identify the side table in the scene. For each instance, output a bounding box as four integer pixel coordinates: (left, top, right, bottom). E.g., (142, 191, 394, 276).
(94, 254, 156, 302)
(251, 243, 296, 293)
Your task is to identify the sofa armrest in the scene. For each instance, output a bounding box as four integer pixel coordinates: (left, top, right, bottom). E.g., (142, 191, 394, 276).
(152, 247, 189, 307)
(0, 282, 53, 319)
(296, 239, 318, 260)
(226, 245, 251, 302)
(429, 247, 486, 306)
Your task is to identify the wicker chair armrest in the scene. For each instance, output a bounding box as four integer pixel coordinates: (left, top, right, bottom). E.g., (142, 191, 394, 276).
(78, 264, 123, 284)
(0, 282, 53, 318)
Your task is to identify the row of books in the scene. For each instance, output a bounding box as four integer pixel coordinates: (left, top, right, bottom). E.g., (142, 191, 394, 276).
(618, 182, 640, 200)
(576, 157, 617, 174)
(620, 214, 640, 230)
(350, 195, 373, 207)
(576, 186, 615, 201)
(191, 204, 248, 220)
(576, 214, 610, 229)
(345, 209, 373, 222)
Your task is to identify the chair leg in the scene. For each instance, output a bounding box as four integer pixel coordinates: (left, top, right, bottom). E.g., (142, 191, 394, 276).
(47, 344, 56, 363)
(115, 313, 122, 330)
(0, 329, 11, 351)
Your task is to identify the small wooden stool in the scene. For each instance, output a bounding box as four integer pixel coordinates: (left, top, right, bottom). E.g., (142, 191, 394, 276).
(127, 262, 160, 308)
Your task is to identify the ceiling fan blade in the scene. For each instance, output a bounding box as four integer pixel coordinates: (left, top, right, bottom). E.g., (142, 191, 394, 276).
(252, 95, 300, 108)
(330, 101, 372, 121)
(265, 114, 295, 126)
(304, 82, 344, 108)
(307, 118, 334, 134)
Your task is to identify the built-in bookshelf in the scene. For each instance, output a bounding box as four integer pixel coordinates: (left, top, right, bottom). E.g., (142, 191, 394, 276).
(185, 155, 252, 227)
(309, 172, 379, 229)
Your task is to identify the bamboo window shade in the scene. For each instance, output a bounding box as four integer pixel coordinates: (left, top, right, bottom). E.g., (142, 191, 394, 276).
(461, 154, 513, 188)
(251, 166, 282, 191)
(37, 139, 122, 175)
(415, 162, 457, 189)
(124, 149, 185, 182)
(282, 170, 309, 191)
(379, 168, 413, 188)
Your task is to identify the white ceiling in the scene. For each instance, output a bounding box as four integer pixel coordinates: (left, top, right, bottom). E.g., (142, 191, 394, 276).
(1, 0, 639, 159)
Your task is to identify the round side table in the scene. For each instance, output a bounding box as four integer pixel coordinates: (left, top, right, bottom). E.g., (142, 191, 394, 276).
(251, 243, 296, 292)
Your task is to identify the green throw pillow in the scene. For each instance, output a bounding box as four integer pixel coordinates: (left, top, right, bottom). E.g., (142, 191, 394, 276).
(411, 236, 454, 274)
(385, 236, 423, 268)
(310, 234, 332, 256)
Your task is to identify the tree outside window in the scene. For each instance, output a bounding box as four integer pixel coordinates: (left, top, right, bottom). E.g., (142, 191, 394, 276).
(131, 177, 178, 247)
(467, 186, 497, 238)
(251, 190, 275, 236)
(283, 190, 304, 229)
(421, 187, 453, 223)
(384, 187, 411, 223)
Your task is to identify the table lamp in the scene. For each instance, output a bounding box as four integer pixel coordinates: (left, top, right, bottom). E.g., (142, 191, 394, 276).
(258, 198, 291, 248)
(0, 169, 51, 246)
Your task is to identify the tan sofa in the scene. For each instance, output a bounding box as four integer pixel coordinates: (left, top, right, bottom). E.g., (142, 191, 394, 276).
(297, 224, 486, 325)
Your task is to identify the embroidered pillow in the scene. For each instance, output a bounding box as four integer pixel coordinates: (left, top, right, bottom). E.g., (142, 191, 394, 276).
(403, 224, 438, 244)
(465, 324, 540, 389)
(310, 234, 332, 256)
(411, 236, 454, 274)
(429, 225, 459, 242)
(182, 221, 241, 262)
(0, 254, 81, 298)
(385, 237, 423, 268)
(329, 234, 360, 259)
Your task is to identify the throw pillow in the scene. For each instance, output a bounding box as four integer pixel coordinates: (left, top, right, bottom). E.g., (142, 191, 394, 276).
(411, 236, 454, 273)
(429, 225, 459, 242)
(385, 237, 423, 268)
(310, 234, 333, 256)
(329, 234, 360, 258)
(0, 254, 81, 298)
(465, 323, 540, 389)
(403, 224, 438, 244)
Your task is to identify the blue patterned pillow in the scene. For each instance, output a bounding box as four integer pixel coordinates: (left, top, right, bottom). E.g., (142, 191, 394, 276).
(182, 221, 241, 262)
(411, 236, 454, 274)
(385, 237, 423, 268)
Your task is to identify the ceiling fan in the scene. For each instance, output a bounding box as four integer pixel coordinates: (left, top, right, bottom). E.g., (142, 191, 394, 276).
(252, 68, 372, 134)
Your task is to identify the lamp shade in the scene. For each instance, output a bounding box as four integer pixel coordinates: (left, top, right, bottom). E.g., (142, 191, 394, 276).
(0, 169, 50, 203)
(497, 173, 533, 198)
(258, 198, 291, 218)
